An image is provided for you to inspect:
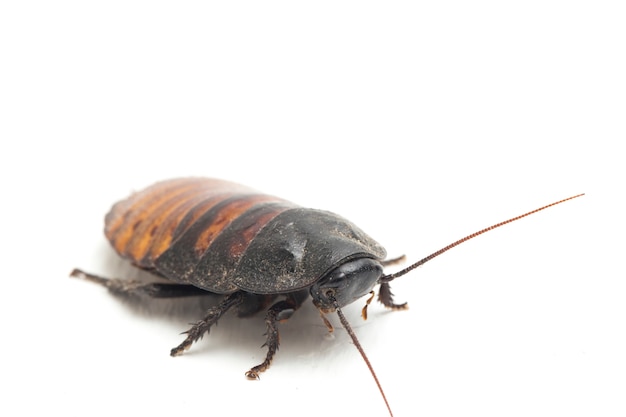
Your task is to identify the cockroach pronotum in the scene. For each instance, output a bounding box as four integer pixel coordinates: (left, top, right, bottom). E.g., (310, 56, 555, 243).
(71, 177, 583, 416)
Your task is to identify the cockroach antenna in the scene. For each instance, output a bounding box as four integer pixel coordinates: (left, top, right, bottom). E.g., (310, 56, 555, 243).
(380, 193, 585, 283)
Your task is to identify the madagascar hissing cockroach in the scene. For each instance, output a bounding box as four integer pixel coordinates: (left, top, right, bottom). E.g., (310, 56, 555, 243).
(71, 177, 583, 417)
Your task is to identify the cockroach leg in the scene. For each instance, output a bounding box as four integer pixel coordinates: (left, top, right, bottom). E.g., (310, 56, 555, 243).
(70, 268, 209, 298)
(245, 295, 304, 379)
(377, 282, 408, 310)
(171, 291, 245, 356)
(380, 255, 406, 267)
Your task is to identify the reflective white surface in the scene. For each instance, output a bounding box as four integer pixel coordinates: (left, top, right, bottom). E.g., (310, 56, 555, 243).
(1, 2, 623, 416)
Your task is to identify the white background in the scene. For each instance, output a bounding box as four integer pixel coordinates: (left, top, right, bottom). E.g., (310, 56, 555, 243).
(1, 1, 624, 416)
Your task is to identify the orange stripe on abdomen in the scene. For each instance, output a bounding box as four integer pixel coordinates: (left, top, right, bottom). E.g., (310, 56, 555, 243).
(104, 178, 257, 267)
(192, 194, 289, 257)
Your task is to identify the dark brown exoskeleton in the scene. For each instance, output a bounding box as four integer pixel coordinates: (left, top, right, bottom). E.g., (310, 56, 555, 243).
(71, 178, 583, 417)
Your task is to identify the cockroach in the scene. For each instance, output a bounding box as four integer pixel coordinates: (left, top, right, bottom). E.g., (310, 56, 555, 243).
(71, 177, 583, 416)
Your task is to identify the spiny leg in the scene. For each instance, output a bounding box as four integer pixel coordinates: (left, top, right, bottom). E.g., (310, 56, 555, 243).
(378, 256, 408, 310)
(70, 268, 210, 298)
(377, 282, 408, 310)
(361, 254, 408, 318)
(170, 291, 244, 356)
(245, 293, 306, 379)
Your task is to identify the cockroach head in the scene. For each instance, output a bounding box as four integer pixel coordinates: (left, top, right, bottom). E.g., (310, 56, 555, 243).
(310, 258, 383, 312)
